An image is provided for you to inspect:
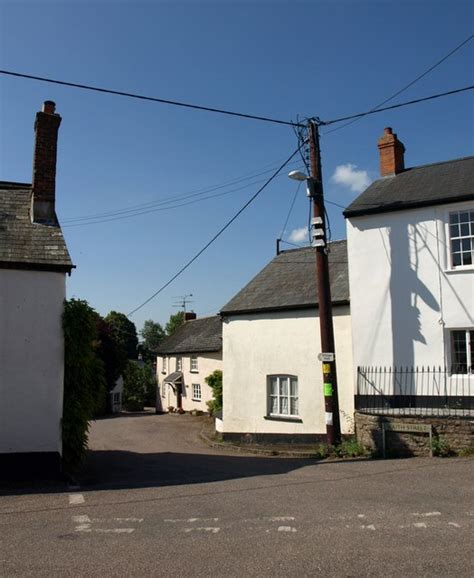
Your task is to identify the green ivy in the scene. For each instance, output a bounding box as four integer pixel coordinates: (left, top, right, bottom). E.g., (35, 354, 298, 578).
(62, 299, 106, 471)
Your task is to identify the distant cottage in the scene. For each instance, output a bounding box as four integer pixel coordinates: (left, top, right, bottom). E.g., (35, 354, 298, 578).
(0, 101, 73, 477)
(156, 314, 222, 413)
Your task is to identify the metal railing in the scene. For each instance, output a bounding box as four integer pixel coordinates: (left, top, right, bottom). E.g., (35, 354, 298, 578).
(355, 366, 473, 417)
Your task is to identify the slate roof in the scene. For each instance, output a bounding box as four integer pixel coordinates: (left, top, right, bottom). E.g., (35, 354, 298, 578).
(156, 316, 222, 355)
(344, 156, 474, 218)
(220, 240, 349, 316)
(0, 182, 73, 272)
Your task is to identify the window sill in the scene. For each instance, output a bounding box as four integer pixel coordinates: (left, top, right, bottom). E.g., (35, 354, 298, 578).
(192, 398, 201, 402)
(190, 370, 199, 374)
(264, 415, 302, 423)
(445, 265, 474, 274)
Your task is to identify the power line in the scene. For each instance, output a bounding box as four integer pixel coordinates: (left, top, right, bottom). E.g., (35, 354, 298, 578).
(279, 181, 302, 239)
(323, 33, 474, 135)
(0, 69, 303, 128)
(62, 158, 302, 225)
(62, 164, 304, 227)
(127, 145, 303, 316)
(321, 85, 474, 127)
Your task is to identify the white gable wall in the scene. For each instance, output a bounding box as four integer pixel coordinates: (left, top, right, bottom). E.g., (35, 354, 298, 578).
(347, 200, 474, 369)
(0, 269, 65, 454)
(222, 306, 354, 435)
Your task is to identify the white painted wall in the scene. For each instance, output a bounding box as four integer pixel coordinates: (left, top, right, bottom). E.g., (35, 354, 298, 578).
(157, 351, 222, 413)
(347, 201, 474, 370)
(222, 306, 354, 435)
(0, 269, 66, 454)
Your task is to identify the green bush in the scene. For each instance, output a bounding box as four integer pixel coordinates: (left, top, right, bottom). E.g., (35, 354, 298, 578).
(431, 436, 452, 457)
(334, 438, 366, 458)
(313, 438, 366, 460)
(62, 299, 106, 471)
(205, 370, 223, 415)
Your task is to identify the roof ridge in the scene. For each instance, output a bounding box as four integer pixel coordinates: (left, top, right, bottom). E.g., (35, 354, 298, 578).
(404, 155, 474, 172)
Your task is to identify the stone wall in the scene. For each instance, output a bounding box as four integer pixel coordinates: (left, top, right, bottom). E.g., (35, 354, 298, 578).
(355, 412, 474, 457)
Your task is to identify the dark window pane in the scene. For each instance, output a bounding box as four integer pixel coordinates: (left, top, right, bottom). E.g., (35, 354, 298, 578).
(463, 252, 472, 266)
(460, 223, 470, 236)
(450, 212, 459, 224)
(452, 253, 462, 266)
(452, 239, 461, 252)
(459, 212, 469, 223)
(461, 238, 471, 251)
(450, 224, 459, 238)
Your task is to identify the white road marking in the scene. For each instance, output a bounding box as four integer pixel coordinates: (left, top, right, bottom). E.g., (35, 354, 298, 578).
(164, 518, 219, 523)
(448, 522, 461, 528)
(357, 514, 365, 519)
(360, 524, 376, 531)
(278, 526, 297, 532)
(413, 522, 427, 528)
(184, 527, 220, 533)
(72, 514, 139, 534)
(72, 515, 91, 523)
(412, 511, 441, 517)
(266, 516, 295, 522)
(69, 494, 85, 505)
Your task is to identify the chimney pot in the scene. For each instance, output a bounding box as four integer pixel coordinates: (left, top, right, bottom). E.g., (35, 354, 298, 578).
(377, 127, 405, 177)
(42, 100, 56, 114)
(185, 312, 197, 322)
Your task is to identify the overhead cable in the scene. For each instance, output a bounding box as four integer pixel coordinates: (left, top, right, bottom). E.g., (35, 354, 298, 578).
(127, 145, 303, 316)
(0, 69, 303, 128)
(324, 33, 474, 135)
(320, 85, 474, 126)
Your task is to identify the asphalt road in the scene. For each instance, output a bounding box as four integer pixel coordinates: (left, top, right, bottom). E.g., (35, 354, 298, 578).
(1, 413, 473, 577)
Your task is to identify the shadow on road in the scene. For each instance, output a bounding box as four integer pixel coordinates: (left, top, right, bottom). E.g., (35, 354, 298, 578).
(77, 449, 316, 491)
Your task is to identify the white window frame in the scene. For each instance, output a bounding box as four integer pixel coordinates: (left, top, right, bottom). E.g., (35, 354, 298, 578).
(447, 208, 474, 270)
(190, 355, 198, 372)
(192, 383, 201, 401)
(267, 375, 299, 418)
(176, 357, 182, 371)
(450, 329, 474, 375)
(161, 356, 167, 374)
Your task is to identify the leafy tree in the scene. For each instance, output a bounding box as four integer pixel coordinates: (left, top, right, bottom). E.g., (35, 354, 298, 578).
(123, 361, 157, 411)
(140, 319, 165, 363)
(95, 315, 127, 400)
(141, 319, 165, 350)
(62, 299, 107, 470)
(205, 369, 223, 416)
(165, 311, 185, 336)
(105, 311, 138, 359)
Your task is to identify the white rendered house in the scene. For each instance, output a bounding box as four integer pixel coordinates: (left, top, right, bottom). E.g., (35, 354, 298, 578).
(220, 241, 354, 443)
(345, 128, 473, 407)
(0, 102, 73, 477)
(156, 315, 222, 413)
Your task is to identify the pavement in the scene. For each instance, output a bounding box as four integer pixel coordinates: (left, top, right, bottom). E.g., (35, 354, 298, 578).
(1, 411, 473, 577)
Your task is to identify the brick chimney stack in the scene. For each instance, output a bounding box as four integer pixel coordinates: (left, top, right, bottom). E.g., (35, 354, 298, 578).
(185, 312, 197, 322)
(377, 127, 405, 177)
(32, 101, 62, 224)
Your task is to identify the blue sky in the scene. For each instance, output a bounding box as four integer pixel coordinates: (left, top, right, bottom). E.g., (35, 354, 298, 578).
(1, 0, 473, 331)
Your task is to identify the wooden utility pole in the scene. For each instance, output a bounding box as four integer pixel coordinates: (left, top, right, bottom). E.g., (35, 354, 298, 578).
(307, 119, 342, 446)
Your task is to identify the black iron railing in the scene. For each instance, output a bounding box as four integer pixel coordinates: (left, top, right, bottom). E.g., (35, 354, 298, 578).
(355, 366, 473, 417)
